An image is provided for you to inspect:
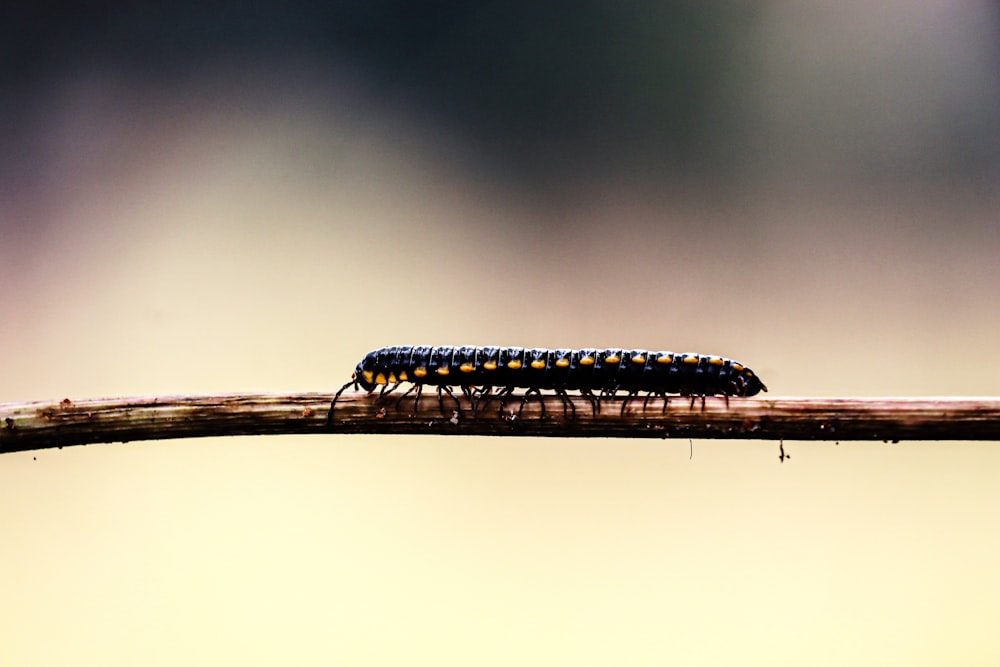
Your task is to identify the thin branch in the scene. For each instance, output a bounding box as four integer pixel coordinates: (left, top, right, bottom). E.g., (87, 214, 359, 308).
(3, 393, 1000, 454)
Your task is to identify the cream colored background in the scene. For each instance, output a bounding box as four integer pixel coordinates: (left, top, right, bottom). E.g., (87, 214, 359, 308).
(3, 4, 1000, 665)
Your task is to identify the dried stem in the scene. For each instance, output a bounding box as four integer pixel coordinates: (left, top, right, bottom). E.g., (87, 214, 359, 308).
(2, 393, 999, 454)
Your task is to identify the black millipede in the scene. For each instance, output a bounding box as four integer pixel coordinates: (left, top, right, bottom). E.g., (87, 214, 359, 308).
(327, 345, 767, 422)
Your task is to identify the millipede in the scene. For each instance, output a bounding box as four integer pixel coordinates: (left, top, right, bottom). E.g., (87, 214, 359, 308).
(327, 345, 767, 421)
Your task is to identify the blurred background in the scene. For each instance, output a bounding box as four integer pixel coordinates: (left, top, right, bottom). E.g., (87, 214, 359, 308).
(2, 2, 999, 664)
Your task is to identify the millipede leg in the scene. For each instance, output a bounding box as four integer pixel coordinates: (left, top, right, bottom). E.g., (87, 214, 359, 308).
(377, 381, 402, 401)
(620, 391, 639, 417)
(727, 379, 742, 398)
(518, 387, 545, 419)
(440, 386, 461, 414)
(555, 388, 575, 419)
(471, 386, 493, 415)
(326, 379, 358, 425)
(496, 387, 514, 419)
(579, 389, 599, 414)
(600, 387, 618, 416)
(641, 392, 667, 413)
(394, 384, 417, 411)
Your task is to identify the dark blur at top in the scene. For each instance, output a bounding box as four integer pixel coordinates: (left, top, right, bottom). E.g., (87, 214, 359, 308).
(3, 1, 999, 197)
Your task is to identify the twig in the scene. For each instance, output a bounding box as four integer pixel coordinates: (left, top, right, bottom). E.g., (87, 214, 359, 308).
(1, 394, 999, 454)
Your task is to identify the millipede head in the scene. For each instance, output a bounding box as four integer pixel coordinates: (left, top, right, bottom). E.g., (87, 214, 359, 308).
(355, 354, 378, 391)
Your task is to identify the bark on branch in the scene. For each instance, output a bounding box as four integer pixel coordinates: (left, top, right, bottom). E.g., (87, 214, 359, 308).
(2, 393, 999, 454)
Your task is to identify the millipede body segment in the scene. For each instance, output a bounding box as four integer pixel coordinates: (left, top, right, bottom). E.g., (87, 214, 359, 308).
(328, 345, 767, 420)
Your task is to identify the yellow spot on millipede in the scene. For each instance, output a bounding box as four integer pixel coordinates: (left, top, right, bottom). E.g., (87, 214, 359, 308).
(460, 363, 475, 373)
(555, 358, 570, 368)
(632, 355, 645, 364)
(483, 361, 498, 371)
(363, 370, 375, 383)
(413, 367, 428, 378)
(507, 360, 523, 370)
(683, 355, 699, 364)
(436, 366, 450, 376)
(531, 359, 546, 369)
(579, 356, 595, 366)
(732, 363, 743, 372)
(657, 355, 672, 364)
(709, 357, 723, 366)
(375, 373, 388, 385)
(387, 372, 397, 383)
(605, 355, 621, 363)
